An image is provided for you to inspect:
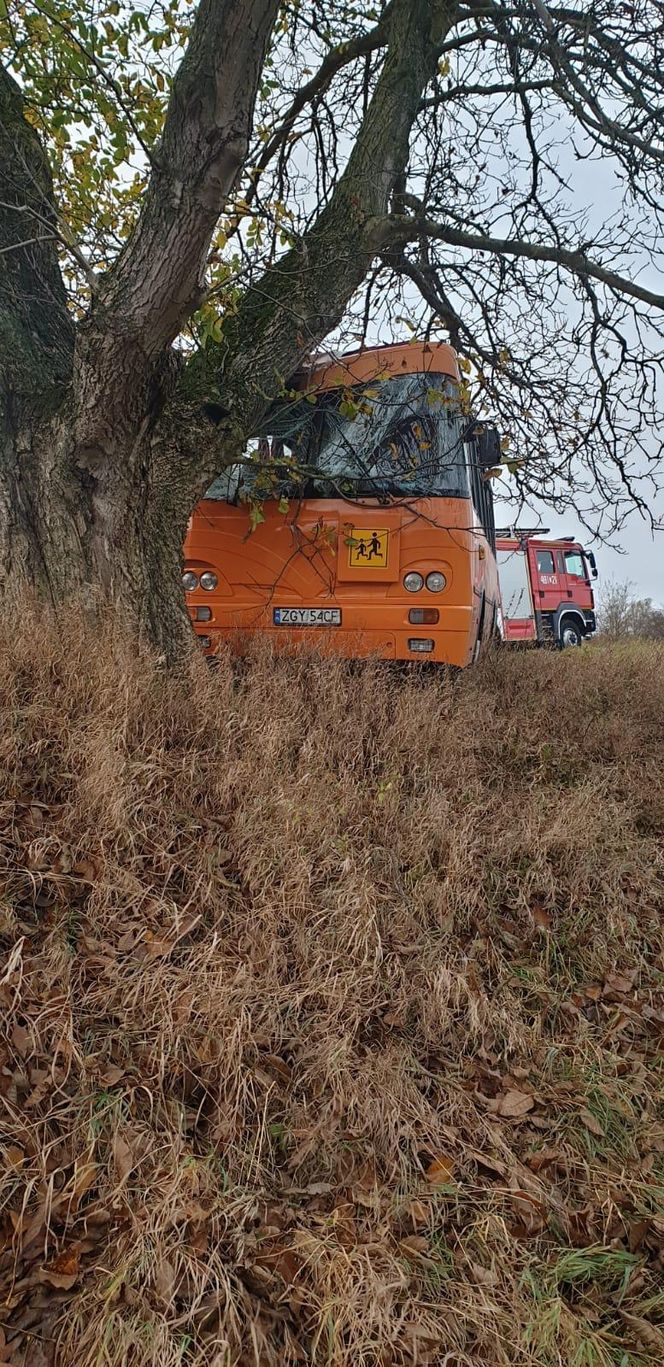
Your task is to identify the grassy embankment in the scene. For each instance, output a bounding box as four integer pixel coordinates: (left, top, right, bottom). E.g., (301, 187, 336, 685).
(1, 612, 663, 1366)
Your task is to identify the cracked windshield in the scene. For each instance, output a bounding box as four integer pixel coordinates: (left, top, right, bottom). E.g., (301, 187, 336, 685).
(206, 373, 470, 502)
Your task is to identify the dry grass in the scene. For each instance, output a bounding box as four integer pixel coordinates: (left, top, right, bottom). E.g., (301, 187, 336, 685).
(1, 609, 663, 1367)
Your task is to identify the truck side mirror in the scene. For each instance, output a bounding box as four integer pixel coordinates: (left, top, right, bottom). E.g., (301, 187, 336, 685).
(586, 550, 598, 579)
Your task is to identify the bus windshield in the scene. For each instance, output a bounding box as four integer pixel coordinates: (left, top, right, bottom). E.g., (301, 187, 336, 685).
(206, 372, 470, 502)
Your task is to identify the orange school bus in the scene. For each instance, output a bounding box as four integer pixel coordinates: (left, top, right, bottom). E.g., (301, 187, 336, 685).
(183, 341, 501, 667)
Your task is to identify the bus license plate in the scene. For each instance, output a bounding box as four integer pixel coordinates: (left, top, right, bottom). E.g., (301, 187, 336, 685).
(273, 608, 341, 627)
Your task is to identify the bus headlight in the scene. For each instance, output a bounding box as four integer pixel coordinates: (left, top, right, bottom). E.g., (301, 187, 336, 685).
(426, 572, 446, 593)
(200, 571, 218, 591)
(182, 571, 199, 592)
(403, 572, 424, 592)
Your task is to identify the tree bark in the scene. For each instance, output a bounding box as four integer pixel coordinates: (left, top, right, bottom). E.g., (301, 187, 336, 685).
(0, 401, 216, 656)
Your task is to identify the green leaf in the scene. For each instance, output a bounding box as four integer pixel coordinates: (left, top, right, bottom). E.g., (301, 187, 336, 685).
(248, 503, 266, 532)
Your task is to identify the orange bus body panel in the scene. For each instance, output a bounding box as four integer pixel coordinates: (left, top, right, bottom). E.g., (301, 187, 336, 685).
(300, 340, 460, 389)
(185, 498, 498, 667)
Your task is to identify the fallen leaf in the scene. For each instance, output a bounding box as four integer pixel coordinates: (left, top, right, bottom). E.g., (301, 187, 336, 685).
(37, 1248, 80, 1290)
(628, 1218, 650, 1252)
(113, 1133, 134, 1182)
(467, 1148, 508, 1179)
(98, 1065, 125, 1087)
(603, 971, 635, 996)
(71, 1158, 98, 1204)
(283, 1329, 308, 1363)
(531, 904, 552, 930)
(383, 1008, 407, 1026)
(5, 1144, 25, 1168)
(154, 1257, 176, 1301)
(509, 1190, 546, 1235)
(496, 1089, 535, 1119)
(260, 1054, 292, 1083)
(330, 1205, 356, 1248)
(274, 1245, 304, 1285)
(117, 927, 138, 952)
(11, 1022, 31, 1056)
(144, 933, 173, 958)
(399, 1235, 430, 1257)
(408, 1198, 429, 1228)
(425, 1155, 455, 1185)
(467, 1257, 498, 1286)
(73, 857, 100, 881)
(527, 1148, 562, 1173)
(579, 1108, 604, 1138)
(642, 1004, 664, 1027)
(620, 1312, 664, 1352)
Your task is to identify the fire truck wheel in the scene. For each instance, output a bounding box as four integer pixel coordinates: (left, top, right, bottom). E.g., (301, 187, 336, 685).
(559, 617, 584, 648)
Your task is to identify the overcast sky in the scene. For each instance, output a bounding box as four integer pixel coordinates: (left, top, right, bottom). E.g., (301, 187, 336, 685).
(494, 493, 663, 604)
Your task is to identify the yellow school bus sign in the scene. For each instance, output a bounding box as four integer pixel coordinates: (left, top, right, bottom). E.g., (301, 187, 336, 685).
(347, 528, 389, 568)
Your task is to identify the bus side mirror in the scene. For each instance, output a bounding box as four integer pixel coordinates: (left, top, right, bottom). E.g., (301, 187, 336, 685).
(476, 425, 502, 469)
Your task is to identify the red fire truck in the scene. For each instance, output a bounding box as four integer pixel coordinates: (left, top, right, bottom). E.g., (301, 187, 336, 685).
(496, 529, 598, 647)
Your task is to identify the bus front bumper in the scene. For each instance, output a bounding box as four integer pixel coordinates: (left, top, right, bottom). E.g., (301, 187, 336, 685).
(188, 602, 478, 667)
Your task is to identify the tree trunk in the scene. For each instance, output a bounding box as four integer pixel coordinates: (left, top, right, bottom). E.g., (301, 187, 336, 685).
(0, 400, 197, 659)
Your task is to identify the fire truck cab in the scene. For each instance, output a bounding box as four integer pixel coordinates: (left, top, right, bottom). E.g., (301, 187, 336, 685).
(496, 529, 598, 647)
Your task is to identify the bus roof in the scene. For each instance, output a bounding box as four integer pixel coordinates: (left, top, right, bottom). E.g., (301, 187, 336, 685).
(296, 341, 460, 391)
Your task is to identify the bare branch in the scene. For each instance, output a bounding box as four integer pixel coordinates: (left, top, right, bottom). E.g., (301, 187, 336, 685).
(0, 198, 97, 293)
(233, 2, 399, 232)
(385, 216, 664, 311)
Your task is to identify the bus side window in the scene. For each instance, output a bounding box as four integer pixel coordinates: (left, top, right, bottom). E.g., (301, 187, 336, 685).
(469, 439, 496, 548)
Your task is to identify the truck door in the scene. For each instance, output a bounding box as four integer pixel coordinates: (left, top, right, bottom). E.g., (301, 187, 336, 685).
(561, 547, 593, 612)
(529, 544, 560, 621)
(555, 549, 573, 605)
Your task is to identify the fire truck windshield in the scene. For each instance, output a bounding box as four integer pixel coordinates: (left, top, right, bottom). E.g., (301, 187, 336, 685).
(206, 373, 470, 502)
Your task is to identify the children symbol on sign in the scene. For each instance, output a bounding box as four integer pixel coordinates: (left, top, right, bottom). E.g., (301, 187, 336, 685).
(350, 530, 386, 563)
(355, 532, 383, 560)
